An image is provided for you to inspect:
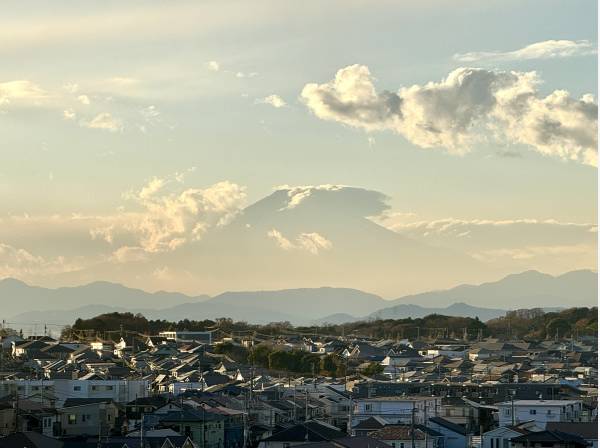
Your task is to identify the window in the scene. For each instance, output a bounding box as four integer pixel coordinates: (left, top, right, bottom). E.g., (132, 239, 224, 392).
(73, 386, 81, 391)
(504, 409, 510, 416)
(400, 444, 405, 448)
(391, 444, 396, 448)
(91, 386, 97, 391)
(529, 409, 537, 415)
(68, 414, 76, 425)
(365, 404, 372, 412)
(547, 410, 552, 415)
(106, 386, 113, 391)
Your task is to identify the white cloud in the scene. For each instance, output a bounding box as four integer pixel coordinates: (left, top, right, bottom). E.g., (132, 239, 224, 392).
(472, 244, 594, 262)
(278, 184, 345, 210)
(63, 109, 76, 120)
(206, 60, 220, 72)
(267, 229, 295, 251)
(77, 94, 90, 105)
(296, 232, 333, 255)
(454, 39, 596, 62)
(82, 112, 123, 132)
(268, 229, 332, 255)
(257, 94, 287, 108)
(109, 246, 148, 263)
(301, 65, 598, 165)
(372, 212, 597, 274)
(235, 71, 258, 78)
(0, 242, 84, 279)
(0, 80, 47, 105)
(92, 174, 247, 254)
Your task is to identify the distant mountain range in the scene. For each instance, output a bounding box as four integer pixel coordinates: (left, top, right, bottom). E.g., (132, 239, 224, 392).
(0, 269, 596, 327)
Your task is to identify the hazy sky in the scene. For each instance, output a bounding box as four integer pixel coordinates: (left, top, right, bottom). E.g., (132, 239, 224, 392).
(0, 0, 597, 297)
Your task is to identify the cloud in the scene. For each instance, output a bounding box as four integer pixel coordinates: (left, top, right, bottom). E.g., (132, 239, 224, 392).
(92, 174, 247, 254)
(257, 94, 287, 108)
(109, 246, 149, 263)
(278, 184, 346, 209)
(206, 60, 220, 72)
(81, 112, 123, 132)
(77, 94, 90, 105)
(472, 244, 594, 262)
(235, 71, 258, 78)
(63, 109, 76, 120)
(267, 229, 332, 255)
(301, 65, 598, 165)
(454, 39, 596, 62)
(153, 266, 174, 280)
(267, 229, 295, 251)
(296, 232, 333, 255)
(372, 212, 597, 274)
(0, 242, 84, 279)
(0, 80, 47, 106)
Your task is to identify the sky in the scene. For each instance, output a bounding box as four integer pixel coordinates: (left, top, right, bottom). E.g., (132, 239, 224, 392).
(0, 0, 597, 298)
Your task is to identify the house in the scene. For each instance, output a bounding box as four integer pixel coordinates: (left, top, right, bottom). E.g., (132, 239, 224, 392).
(370, 424, 444, 448)
(497, 400, 585, 428)
(351, 416, 387, 436)
(482, 421, 542, 448)
(159, 331, 213, 344)
(12, 339, 51, 358)
(258, 420, 347, 448)
(57, 398, 119, 437)
(352, 397, 440, 427)
(0, 334, 24, 351)
(427, 417, 467, 448)
(159, 408, 226, 447)
(546, 423, 598, 448)
(511, 430, 589, 448)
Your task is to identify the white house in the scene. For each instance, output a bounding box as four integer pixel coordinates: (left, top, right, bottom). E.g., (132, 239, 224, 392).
(428, 417, 466, 448)
(497, 400, 585, 429)
(352, 397, 440, 427)
(158, 331, 212, 344)
(482, 421, 542, 448)
(0, 378, 149, 407)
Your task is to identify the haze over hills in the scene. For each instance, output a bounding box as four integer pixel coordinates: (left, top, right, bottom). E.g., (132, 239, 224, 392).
(0, 278, 209, 319)
(0, 269, 595, 327)
(385, 269, 597, 309)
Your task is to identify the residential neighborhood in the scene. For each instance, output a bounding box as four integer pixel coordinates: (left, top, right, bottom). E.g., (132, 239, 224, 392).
(0, 313, 596, 448)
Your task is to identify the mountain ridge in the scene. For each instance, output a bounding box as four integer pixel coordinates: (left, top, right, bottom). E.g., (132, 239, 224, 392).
(0, 269, 595, 326)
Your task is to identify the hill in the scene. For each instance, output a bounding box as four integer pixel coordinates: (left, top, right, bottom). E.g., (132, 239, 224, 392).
(385, 269, 597, 310)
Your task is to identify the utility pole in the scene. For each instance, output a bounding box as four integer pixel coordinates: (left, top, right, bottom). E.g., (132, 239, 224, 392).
(140, 413, 144, 448)
(305, 388, 309, 421)
(346, 388, 353, 435)
(411, 403, 416, 448)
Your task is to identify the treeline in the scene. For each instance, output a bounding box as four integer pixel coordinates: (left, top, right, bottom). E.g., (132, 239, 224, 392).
(487, 307, 598, 340)
(214, 342, 349, 377)
(65, 307, 597, 343)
